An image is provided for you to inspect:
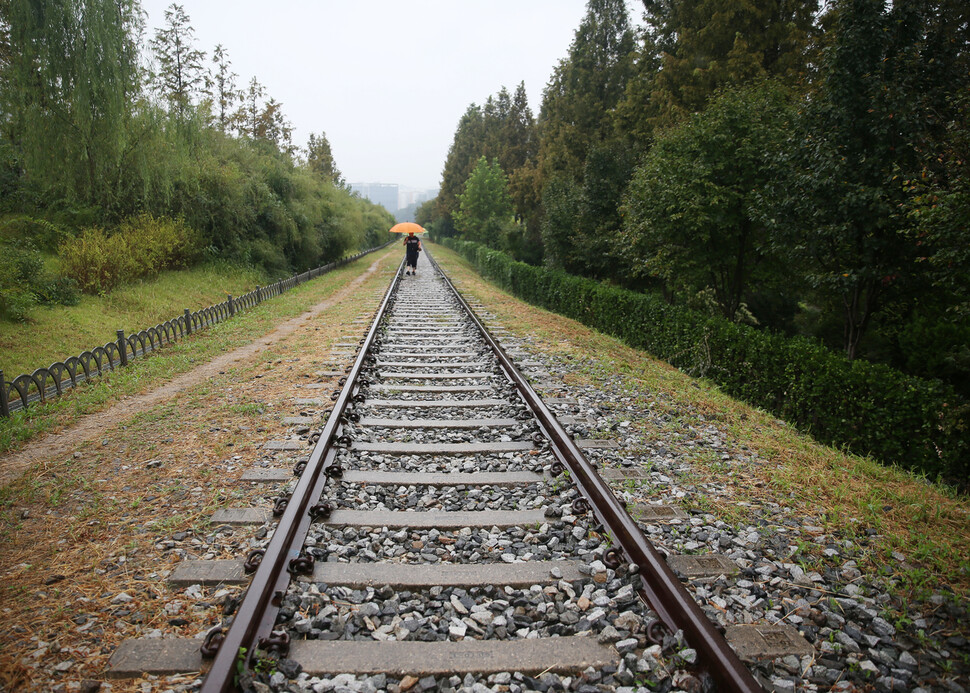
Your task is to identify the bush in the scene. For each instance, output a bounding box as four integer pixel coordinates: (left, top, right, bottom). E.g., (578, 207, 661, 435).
(59, 214, 201, 294)
(442, 238, 969, 483)
(0, 239, 78, 321)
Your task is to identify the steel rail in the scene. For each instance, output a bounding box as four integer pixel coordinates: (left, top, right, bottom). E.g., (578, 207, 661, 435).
(428, 247, 763, 693)
(199, 260, 405, 693)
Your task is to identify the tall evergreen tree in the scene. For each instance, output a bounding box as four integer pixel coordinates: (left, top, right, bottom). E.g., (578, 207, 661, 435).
(538, 0, 635, 272)
(210, 44, 240, 132)
(436, 104, 486, 235)
(305, 131, 342, 185)
(538, 0, 634, 182)
(149, 4, 207, 117)
(640, 0, 820, 127)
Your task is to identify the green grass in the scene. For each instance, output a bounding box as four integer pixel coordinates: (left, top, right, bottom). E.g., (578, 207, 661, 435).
(0, 248, 396, 454)
(0, 261, 266, 377)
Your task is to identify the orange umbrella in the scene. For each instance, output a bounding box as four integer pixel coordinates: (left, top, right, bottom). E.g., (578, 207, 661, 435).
(389, 222, 426, 234)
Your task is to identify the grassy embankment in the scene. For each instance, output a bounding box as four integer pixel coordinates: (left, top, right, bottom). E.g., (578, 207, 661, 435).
(431, 242, 970, 598)
(0, 249, 395, 453)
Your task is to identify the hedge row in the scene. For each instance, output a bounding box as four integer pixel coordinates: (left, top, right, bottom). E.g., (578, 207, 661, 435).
(441, 238, 969, 482)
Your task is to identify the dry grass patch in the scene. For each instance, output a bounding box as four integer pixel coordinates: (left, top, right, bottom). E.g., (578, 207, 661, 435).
(0, 259, 396, 692)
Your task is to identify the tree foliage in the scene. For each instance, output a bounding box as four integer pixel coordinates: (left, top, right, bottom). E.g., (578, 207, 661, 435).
(623, 82, 792, 320)
(150, 3, 207, 117)
(760, 0, 965, 359)
(0, 0, 393, 310)
(640, 0, 821, 127)
(1, 0, 142, 209)
(304, 131, 342, 185)
(454, 156, 514, 248)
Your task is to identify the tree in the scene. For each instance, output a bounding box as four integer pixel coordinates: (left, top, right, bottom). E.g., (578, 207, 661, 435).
(237, 77, 265, 137)
(538, 0, 635, 183)
(760, 0, 939, 359)
(435, 104, 485, 236)
(304, 131, 342, 185)
(537, 0, 636, 272)
(210, 44, 240, 131)
(640, 0, 820, 128)
(257, 98, 293, 152)
(150, 4, 207, 117)
(454, 156, 514, 248)
(623, 82, 792, 320)
(1, 0, 143, 208)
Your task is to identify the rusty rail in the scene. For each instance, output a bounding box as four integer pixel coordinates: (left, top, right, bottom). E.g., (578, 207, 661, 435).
(428, 248, 763, 693)
(198, 259, 404, 693)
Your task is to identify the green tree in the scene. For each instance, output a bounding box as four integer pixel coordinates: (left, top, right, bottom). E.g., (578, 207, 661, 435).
(237, 77, 265, 137)
(538, 0, 634, 183)
(304, 131, 342, 185)
(537, 0, 636, 272)
(623, 82, 792, 320)
(0, 0, 142, 209)
(150, 4, 207, 117)
(211, 44, 241, 132)
(640, 0, 820, 128)
(761, 0, 947, 359)
(454, 156, 514, 248)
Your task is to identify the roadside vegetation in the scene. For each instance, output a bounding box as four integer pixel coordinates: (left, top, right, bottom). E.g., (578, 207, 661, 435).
(0, 248, 395, 455)
(0, 1, 394, 323)
(421, 0, 970, 411)
(0, 260, 264, 378)
(433, 244, 970, 597)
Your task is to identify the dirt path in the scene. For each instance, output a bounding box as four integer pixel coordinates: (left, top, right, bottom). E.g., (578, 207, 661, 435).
(0, 254, 388, 486)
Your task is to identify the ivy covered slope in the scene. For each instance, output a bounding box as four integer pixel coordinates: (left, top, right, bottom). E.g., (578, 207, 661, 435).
(443, 238, 968, 485)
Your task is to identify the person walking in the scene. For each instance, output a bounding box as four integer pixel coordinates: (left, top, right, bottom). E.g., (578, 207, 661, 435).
(404, 231, 422, 275)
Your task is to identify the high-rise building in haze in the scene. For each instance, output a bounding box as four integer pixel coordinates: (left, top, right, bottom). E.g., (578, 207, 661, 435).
(350, 182, 399, 212)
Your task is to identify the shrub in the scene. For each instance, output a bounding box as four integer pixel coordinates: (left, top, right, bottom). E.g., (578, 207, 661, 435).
(59, 214, 202, 294)
(0, 239, 78, 321)
(442, 238, 969, 483)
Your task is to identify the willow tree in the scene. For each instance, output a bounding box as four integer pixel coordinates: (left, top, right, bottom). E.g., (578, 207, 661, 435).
(1, 0, 142, 209)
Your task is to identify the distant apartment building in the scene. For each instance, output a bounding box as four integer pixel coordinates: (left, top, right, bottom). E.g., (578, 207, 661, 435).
(399, 187, 439, 209)
(350, 182, 399, 212)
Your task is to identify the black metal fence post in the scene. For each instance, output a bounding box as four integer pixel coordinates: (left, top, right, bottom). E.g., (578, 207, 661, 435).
(0, 370, 9, 418)
(228, 295, 235, 317)
(117, 330, 128, 366)
(256, 285, 262, 303)
(184, 309, 192, 335)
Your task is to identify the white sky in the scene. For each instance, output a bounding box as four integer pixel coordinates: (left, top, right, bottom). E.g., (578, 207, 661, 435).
(138, 1, 599, 191)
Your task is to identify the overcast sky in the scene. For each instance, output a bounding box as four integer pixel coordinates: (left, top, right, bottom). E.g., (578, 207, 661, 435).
(138, 1, 603, 191)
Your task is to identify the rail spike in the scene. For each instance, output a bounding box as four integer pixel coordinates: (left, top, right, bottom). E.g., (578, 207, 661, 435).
(200, 627, 225, 658)
(243, 549, 265, 574)
(256, 631, 291, 657)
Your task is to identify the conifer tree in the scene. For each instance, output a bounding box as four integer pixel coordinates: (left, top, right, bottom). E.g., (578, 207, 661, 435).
(211, 44, 241, 132)
(305, 132, 342, 185)
(150, 4, 207, 117)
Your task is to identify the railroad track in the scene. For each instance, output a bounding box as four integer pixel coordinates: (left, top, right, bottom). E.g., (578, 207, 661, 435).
(109, 249, 764, 692)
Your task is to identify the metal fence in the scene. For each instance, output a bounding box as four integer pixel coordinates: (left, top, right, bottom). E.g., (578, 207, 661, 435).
(0, 242, 392, 417)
